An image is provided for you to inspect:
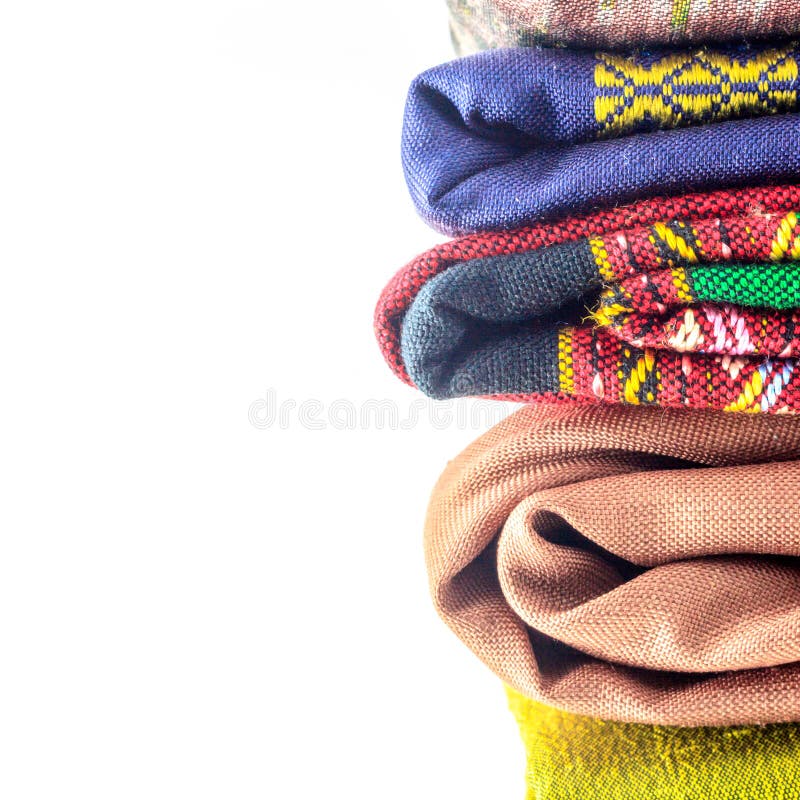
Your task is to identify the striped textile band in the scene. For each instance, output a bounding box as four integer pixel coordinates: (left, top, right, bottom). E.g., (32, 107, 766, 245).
(595, 264, 800, 360)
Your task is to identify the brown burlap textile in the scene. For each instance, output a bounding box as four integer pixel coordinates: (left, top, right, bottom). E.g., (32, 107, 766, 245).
(425, 403, 800, 725)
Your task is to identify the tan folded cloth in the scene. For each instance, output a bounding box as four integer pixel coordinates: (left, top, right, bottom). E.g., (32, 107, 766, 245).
(425, 404, 800, 726)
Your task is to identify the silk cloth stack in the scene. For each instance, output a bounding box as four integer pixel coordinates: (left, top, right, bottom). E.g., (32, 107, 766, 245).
(378, 8, 800, 798)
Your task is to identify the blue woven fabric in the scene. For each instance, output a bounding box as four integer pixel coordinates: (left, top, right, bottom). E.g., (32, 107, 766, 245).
(400, 247, 582, 398)
(402, 46, 800, 235)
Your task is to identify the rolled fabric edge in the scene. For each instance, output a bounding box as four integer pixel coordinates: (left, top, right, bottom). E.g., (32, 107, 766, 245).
(425, 403, 800, 725)
(375, 184, 800, 388)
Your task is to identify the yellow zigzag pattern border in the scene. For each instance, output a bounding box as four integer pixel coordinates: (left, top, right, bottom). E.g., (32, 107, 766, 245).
(595, 46, 799, 136)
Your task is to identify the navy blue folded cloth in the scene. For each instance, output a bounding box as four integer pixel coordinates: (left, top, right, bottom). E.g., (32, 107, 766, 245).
(402, 45, 800, 235)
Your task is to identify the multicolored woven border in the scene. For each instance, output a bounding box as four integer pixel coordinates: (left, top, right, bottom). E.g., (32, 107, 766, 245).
(594, 49, 800, 138)
(596, 262, 800, 359)
(382, 193, 800, 412)
(376, 185, 800, 386)
(548, 326, 797, 412)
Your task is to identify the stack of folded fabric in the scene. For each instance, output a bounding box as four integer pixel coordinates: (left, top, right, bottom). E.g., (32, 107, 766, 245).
(377, 7, 800, 798)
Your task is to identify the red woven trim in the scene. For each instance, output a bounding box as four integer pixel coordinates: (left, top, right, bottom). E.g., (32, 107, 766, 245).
(491, 327, 800, 413)
(375, 184, 800, 385)
(601, 298, 800, 358)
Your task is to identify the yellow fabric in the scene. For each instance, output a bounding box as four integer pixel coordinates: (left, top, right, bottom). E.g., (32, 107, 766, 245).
(507, 687, 800, 798)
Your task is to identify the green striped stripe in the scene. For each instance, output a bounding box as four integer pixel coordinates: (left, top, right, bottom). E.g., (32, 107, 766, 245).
(689, 263, 800, 309)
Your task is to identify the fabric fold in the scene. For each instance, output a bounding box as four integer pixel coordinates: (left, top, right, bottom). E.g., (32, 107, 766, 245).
(425, 403, 800, 726)
(403, 46, 800, 234)
(387, 205, 800, 411)
(376, 185, 800, 388)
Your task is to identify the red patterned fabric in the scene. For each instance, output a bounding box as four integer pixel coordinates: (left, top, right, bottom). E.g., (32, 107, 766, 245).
(375, 184, 800, 386)
(491, 327, 800, 413)
(601, 299, 800, 357)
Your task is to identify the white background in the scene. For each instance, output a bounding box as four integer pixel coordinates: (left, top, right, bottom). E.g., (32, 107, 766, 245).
(1, 2, 523, 798)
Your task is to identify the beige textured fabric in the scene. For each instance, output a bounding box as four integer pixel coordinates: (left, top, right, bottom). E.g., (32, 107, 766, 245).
(425, 404, 800, 726)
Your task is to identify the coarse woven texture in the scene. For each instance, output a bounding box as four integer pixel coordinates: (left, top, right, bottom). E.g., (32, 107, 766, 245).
(447, 0, 800, 52)
(425, 402, 800, 726)
(595, 262, 800, 360)
(375, 184, 800, 386)
(598, 262, 800, 315)
(398, 211, 800, 411)
(403, 46, 800, 234)
(506, 686, 800, 799)
(597, 300, 800, 359)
